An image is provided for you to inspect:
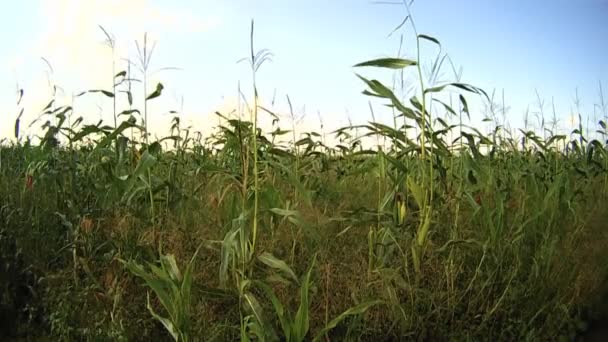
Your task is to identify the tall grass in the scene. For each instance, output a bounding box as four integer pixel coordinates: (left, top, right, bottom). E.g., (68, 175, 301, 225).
(0, 8, 607, 342)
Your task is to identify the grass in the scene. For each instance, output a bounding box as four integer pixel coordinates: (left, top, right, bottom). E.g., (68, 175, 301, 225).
(1, 9, 608, 342)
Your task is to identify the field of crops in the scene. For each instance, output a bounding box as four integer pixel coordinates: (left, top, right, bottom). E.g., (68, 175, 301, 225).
(1, 14, 608, 341)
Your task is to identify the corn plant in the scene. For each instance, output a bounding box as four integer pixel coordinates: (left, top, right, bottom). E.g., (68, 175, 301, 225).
(120, 244, 203, 342)
(0, 3, 607, 341)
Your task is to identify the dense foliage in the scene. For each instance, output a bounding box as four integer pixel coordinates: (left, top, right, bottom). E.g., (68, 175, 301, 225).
(1, 19, 607, 341)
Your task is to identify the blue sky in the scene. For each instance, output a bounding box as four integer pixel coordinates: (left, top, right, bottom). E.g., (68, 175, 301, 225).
(1, 0, 607, 141)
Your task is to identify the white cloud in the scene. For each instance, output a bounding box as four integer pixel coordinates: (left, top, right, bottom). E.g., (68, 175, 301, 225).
(147, 6, 221, 34)
(1, 0, 222, 140)
(32, 0, 221, 87)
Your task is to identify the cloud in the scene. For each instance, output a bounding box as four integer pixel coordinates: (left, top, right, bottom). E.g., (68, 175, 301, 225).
(0, 0, 222, 140)
(32, 0, 221, 87)
(147, 6, 221, 34)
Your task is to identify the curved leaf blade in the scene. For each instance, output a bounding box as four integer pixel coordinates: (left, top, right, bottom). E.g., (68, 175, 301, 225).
(354, 58, 417, 69)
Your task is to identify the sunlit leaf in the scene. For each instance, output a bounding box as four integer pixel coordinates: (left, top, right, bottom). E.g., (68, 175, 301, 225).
(354, 58, 417, 69)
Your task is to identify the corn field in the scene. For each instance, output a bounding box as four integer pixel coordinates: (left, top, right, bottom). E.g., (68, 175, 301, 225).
(1, 14, 608, 342)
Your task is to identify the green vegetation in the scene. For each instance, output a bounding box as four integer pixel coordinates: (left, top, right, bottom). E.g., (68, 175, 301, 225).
(1, 14, 608, 342)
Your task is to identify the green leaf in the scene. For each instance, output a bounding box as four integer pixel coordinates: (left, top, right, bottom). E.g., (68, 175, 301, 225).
(406, 176, 425, 209)
(271, 129, 292, 136)
(416, 206, 432, 247)
(77, 89, 115, 98)
(92, 120, 141, 154)
(71, 116, 84, 128)
(294, 254, 317, 341)
(243, 292, 277, 340)
(354, 58, 417, 69)
(132, 150, 157, 180)
(269, 208, 300, 217)
(355, 74, 394, 98)
(181, 244, 203, 319)
(162, 254, 182, 282)
(124, 90, 133, 106)
(383, 154, 408, 174)
(265, 274, 292, 285)
(244, 293, 265, 328)
(357, 75, 419, 120)
(147, 292, 179, 341)
(42, 99, 54, 111)
(267, 148, 295, 159)
(268, 161, 312, 207)
(219, 227, 239, 288)
(14, 109, 23, 139)
(312, 300, 383, 341)
(71, 124, 103, 142)
(460, 132, 481, 158)
(119, 109, 141, 116)
(433, 99, 457, 116)
(146, 83, 164, 101)
(258, 252, 298, 284)
(253, 280, 291, 339)
(424, 82, 489, 100)
(460, 95, 470, 119)
(436, 239, 483, 253)
(418, 34, 441, 46)
(120, 260, 174, 323)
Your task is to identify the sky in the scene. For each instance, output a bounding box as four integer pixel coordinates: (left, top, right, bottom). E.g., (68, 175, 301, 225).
(0, 0, 607, 143)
